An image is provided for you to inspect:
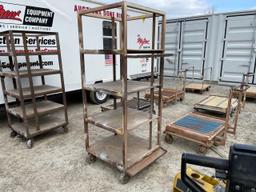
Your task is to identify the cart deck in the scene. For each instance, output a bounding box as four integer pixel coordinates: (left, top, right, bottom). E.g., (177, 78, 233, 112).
(245, 86, 256, 98)
(88, 134, 166, 176)
(144, 88, 184, 106)
(185, 83, 211, 93)
(165, 112, 226, 153)
(194, 95, 238, 114)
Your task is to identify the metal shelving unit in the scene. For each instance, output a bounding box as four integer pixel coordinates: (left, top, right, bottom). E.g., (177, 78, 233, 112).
(0, 30, 68, 148)
(77, 1, 169, 183)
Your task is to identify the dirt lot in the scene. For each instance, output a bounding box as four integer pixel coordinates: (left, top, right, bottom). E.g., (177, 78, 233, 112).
(0, 82, 256, 192)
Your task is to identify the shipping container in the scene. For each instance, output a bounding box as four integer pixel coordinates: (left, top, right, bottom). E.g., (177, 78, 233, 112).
(161, 9, 256, 84)
(0, 0, 158, 105)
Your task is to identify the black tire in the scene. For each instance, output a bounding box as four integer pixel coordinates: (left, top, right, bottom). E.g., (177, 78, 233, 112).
(89, 90, 109, 104)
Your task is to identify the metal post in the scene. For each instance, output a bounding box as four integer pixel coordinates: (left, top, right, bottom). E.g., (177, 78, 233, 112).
(149, 13, 156, 149)
(112, 17, 117, 109)
(56, 33, 69, 125)
(36, 36, 47, 100)
(121, 1, 128, 170)
(22, 32, 40, 131)
(157, 15, 166, 145)
(9, 31, 29, 137)
(78, 14, 89, 150)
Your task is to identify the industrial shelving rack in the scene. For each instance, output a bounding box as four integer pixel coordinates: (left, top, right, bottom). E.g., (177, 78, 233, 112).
(78, 1, 169, 183)
(0, 30, 68, 148)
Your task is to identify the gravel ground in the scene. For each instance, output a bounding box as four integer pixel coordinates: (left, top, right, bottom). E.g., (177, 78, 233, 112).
(0, 82, 256, 192)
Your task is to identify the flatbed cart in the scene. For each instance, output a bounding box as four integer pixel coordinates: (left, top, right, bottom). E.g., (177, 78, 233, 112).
(234, 73, 255, 108)
(194, 95, 239, 115)
(185, 66, 212, 94)
(144, 70, 187, 106)
(164, 86, 246, 153)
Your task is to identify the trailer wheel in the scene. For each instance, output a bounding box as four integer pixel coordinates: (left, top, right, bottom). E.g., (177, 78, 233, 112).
(89, 90, 109, 104)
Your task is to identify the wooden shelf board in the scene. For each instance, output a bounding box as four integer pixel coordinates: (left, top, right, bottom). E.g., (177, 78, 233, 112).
(7, 100, 64, 119)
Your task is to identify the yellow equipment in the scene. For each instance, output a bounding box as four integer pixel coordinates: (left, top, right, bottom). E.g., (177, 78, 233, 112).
(173, 168, 225, 192)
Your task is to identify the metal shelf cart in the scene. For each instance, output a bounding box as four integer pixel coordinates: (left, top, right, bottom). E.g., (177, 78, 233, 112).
(0, 30, 68, 148)
(77, 1, 169, 183)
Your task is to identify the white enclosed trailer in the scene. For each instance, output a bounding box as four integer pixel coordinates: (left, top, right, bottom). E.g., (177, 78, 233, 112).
(0, 0, 157, 105)
(162, 9, 256, 84)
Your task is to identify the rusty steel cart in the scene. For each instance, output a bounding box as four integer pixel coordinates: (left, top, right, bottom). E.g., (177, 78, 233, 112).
(101, 94, 153, 113)
(234, 73, 255, 107)
(77, 1, 169, 184)
(185, 66, 212, 94)
(144, 69, 187, 106)
(164, 86, 245, 154)
(194, 95, 239, 115)
(0, 31, 68, 148)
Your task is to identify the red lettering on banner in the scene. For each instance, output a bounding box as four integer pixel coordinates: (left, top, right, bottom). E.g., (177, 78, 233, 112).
(0, 5, 22, 21)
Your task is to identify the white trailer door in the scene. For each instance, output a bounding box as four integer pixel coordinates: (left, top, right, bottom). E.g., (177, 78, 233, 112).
(220, 15, 256, 83)
(179, 19, 208, 79)
(164, 22, 180, 76)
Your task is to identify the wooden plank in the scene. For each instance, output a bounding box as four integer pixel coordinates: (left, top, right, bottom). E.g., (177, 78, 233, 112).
(7, 100, 64, 119)
(246, 86, 256, 98)
(194, 95, 238, 114)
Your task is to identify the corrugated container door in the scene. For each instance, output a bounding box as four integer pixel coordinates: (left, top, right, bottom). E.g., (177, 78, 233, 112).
(220, 15, 256, 83)
(164, 22, 180, 76)
(179, 19, 208, 79)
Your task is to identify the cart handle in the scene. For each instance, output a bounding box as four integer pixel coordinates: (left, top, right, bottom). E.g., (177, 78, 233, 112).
(181, 153, 229, 192)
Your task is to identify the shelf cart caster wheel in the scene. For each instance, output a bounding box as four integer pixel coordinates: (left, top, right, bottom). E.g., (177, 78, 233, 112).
(26, 139, 33, 149)
(86, 154, 97, 164)
(119, 173, 130, 184)
(63, 126, 68, 133)
(197, 145, 208, 154)
(165, 134, 173, 144)
(10, 131, 17, 138)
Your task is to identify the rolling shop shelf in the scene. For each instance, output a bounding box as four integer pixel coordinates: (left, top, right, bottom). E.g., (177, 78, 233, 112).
(0, 30, 68, 148)
(78, 1, 170, 184)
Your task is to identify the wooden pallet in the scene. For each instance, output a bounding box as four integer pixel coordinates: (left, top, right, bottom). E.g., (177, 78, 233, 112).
(185, 83, 211, 93)
(194, 95, 238, 114)
(144, 88, 184, 106)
